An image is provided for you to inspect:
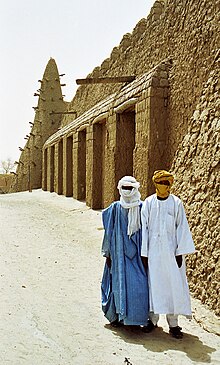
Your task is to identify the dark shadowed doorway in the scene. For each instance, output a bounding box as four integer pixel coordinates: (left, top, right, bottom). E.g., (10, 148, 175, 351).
(66, 135, 73, 197)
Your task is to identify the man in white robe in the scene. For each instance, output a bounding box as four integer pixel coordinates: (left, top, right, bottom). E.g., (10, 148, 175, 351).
(141, 170, 195, 338)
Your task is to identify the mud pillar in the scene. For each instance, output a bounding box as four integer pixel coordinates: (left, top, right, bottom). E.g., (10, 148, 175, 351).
(47, 145, 55, 193)
(134, 80, 169, 198)
(42, 148, 48, 191)
(57, 139, 63, 195)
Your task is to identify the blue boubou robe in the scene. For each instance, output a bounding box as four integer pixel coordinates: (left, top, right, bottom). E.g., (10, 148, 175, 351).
(101, 201, 149, 325)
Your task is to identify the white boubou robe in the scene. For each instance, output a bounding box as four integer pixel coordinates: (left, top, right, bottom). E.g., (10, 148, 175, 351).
(141, 193, 195, 316)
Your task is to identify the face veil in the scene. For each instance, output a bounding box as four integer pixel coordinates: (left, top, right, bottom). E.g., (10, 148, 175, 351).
(117, 176, 141, 237)
(152, 170, 174, 198)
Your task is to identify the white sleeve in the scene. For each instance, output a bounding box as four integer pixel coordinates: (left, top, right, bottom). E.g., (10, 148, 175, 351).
(175, 200, 195, 255)
(141, 200, 149, 257)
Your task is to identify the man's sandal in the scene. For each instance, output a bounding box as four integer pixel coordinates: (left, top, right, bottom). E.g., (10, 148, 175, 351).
(142, 319, 157, 333)
(110, 319, 123, 327)
(169, 326, 183, 339)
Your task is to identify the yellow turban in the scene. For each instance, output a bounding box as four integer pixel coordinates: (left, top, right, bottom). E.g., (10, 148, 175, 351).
(152, 170, 174, 198)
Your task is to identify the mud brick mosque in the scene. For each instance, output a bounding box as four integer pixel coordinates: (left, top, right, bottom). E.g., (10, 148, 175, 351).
(9, 0, 219, 315)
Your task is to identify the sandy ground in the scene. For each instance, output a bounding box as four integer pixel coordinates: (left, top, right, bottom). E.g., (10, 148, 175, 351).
(0, 189, 219, 365)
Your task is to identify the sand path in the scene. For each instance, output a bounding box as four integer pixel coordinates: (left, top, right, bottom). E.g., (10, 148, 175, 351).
(0, 190, 219, 365)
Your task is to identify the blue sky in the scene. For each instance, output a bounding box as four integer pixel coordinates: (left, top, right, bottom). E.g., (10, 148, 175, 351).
(0, 0, 155, 163)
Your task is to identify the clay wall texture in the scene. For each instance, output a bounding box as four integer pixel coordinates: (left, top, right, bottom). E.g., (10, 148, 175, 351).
(172, 63, 220, 315)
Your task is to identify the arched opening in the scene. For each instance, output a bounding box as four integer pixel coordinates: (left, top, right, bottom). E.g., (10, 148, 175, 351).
(115, 109, 136, 198)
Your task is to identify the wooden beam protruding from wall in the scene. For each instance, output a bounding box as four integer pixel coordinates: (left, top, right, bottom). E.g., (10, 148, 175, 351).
(76, 76, 135, 85)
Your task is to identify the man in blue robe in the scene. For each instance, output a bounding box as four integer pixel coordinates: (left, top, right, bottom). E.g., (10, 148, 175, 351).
(101, 176, 149, 327)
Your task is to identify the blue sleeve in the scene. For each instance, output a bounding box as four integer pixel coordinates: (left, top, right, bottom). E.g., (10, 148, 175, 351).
(101, 203, 116, 257)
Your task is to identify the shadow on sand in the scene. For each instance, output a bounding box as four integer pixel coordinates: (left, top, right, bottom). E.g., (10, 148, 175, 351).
(105, 324, 216, 363)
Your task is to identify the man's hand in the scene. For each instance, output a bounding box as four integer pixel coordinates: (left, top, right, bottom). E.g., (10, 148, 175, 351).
(175, 255, 182, 268)
(141, 256, 148, 273)
(106, 257, 111, 268)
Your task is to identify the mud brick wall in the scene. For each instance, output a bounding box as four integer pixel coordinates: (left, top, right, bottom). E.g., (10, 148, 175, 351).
(172, 61, 220, 315)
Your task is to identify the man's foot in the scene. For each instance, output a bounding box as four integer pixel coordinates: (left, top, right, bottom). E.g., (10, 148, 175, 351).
(169, 326, 183, 339)
(142, 319, 157, 333)
(110, 319, 123, 327)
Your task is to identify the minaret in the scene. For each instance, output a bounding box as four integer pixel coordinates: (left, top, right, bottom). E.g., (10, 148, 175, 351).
(12, 58, 66, 191)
